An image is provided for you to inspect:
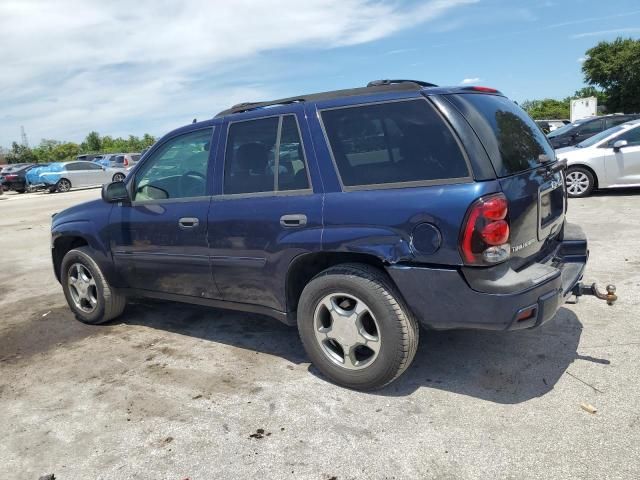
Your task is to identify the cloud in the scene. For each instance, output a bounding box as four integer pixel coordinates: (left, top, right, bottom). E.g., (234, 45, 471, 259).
(571, 27, 640, 39)
(577, 56, 587, 63)
(460, 78, 481, 84)
(0, 0, 477, 146)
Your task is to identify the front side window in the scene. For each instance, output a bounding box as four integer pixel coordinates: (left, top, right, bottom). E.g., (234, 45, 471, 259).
(321, 99, 469, 187)
(65, 162, 83, 171)
(133, 128, 213, 201)
(609, 126, 640, 147)
(224, 114, 310, 194)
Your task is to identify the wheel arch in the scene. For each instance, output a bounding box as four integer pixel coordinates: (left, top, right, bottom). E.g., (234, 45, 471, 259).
(285, 252, 392, 315)
(567, 164, 599, 188)
(52, 235, 89, 281)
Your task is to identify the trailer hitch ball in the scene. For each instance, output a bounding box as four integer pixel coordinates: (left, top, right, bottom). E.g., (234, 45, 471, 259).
(572, 282, 618, 306)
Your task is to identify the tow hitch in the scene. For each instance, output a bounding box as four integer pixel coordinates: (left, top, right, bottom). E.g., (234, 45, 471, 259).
(571, 282, 618, 306)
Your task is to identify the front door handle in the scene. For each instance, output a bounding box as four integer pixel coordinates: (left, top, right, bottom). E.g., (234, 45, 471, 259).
(178, 217, 200, 229)
(280, 214, 307, 227)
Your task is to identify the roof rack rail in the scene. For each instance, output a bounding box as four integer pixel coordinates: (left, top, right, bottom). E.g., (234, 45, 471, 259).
(366, 79, 438, 88)
(215, 81, 431, 117)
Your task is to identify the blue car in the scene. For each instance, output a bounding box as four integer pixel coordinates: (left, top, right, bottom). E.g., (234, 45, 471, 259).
(51, 80, 616, 390)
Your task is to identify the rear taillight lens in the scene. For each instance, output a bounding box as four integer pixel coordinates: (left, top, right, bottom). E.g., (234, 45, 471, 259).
(460, 193, 510, 265)
(123, 158, 129, 166)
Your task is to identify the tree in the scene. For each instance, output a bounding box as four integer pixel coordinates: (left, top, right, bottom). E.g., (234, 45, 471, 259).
(582, 37, 640, 113)
(573, 86, 608, 106)
(84, 131, 102, 152)
(6, 141, 36, 164)
(521, 98, 570, 119)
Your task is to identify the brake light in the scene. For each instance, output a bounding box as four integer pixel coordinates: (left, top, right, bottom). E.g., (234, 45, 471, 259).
(460, 193, 510, 265)
(123, 158, 129, 166)
(5, 174, 17, 179)
(464, 86, 499, 93)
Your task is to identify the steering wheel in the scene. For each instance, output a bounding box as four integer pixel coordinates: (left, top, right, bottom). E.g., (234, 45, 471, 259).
(179, 171, 206, 197)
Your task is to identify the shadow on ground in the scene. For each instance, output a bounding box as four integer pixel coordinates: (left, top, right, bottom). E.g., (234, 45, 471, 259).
(110, 300, 609, 404)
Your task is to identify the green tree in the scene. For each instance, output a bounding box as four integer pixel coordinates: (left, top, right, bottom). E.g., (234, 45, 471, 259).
(582, 37, 640, 113)
(573, 86, 608, 106)
(521, 98, 570, 119)
(6, 142, 36, 164)
(84, 131, 102, 152)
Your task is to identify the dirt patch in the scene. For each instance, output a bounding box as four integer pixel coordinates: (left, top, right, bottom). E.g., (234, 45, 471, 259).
(0, 305, 109, 364)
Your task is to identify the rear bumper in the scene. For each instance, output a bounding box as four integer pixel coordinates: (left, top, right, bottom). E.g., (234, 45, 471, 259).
(387, 222, 587, 331)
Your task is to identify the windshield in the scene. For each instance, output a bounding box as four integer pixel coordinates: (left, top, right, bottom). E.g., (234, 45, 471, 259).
(547, 120, 585, 138)
(577, 124, 627, 148)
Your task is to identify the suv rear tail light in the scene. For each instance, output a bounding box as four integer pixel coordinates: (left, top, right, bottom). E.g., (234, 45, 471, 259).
(460, 193, 510, 265)
(123, 158, 129, 166)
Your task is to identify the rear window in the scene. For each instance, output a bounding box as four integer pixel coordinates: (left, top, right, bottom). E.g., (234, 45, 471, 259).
(449, 94, 555, 177)
(321, 99, 469, 188)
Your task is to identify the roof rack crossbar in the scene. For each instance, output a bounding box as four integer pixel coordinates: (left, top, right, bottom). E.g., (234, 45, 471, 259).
(366, 79, 438, 88)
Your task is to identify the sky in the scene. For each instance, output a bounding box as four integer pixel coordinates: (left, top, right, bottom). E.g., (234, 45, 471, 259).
(1, 0, 640, 148)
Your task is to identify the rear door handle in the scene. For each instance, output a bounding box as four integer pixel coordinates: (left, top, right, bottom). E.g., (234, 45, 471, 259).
(178, 217, 200, 229)
(280, 214, 307, 227)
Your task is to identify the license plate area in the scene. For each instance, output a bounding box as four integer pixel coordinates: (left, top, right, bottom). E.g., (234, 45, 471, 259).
(538, 174, 565, 240)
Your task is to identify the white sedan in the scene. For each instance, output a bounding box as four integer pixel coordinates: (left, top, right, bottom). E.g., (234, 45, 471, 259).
(40, 161, 127, 193)
(556, 119, 640, 197)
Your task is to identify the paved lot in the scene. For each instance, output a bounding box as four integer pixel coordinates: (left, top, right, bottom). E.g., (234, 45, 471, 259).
(0, 187, 639, 480)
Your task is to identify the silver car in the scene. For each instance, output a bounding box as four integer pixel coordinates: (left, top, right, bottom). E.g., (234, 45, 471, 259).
(41, 161, 124, 193)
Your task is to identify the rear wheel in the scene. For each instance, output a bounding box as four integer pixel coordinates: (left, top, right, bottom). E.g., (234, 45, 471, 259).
(56, 178, 72, 193)
(61, 247, 126, 324)
(566, 167, 595, 198)
(112, 172, 126, 182)
(297, 263, 419, 390)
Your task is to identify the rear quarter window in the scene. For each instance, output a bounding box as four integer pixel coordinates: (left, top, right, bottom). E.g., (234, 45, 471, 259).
(448, 94, 555, 177)
(320, 99, 470, 188)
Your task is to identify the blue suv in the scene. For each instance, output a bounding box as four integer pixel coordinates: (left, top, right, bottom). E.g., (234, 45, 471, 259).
(51, 80, 615, 390)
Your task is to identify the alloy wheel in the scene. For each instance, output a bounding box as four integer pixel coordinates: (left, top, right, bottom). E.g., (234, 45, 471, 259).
(67, 263, 98, 313)
(566, 171, 590, 196)
(313, 292, 381, 370)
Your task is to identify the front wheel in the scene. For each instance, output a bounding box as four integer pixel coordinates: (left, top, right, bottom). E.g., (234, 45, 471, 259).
(297, 263, 419, 390)
(56, 178, 72, 193)
(565, 167, 595, 198)
(112, 172, 126, 182)
(61, 247, 126, 324)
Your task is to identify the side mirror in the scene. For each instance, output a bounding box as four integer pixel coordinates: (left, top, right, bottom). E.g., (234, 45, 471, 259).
(613, 139, 628, 152)
(102, 181, 130, 204)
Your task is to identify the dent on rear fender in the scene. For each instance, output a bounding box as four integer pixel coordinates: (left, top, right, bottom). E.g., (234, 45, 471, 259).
(323, 227, 414, 264)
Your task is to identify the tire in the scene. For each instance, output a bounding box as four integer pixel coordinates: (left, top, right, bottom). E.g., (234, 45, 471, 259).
(56, 178, 72, 193)
(297, 263, 419, 390)
(112, 173, 126, 182)
(16, 189, 26, 194)
(60, 247, 126, 324)
(565, 167, 595, 198)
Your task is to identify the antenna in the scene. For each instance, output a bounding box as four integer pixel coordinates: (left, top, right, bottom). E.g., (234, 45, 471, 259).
(20, 126, 29, 148)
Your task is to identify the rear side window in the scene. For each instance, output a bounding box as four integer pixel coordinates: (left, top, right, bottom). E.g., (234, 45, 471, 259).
(224, 114, 310, 195)
(577, 119, 603, 135)
(449, 94, 555, 177)
(321, 99, 469, 188)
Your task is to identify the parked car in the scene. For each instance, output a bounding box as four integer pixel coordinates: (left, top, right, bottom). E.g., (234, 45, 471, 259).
(0, 163, 35, 192)
(548, 114, 640, 148)
(39, 161, 123, 192)
(535, 119, 569, 134)
(51, 80, 615, 390)
(555, 119, 640, 197)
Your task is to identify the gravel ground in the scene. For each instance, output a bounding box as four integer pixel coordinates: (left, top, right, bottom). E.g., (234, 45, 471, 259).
(0, 187, 638, 480)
